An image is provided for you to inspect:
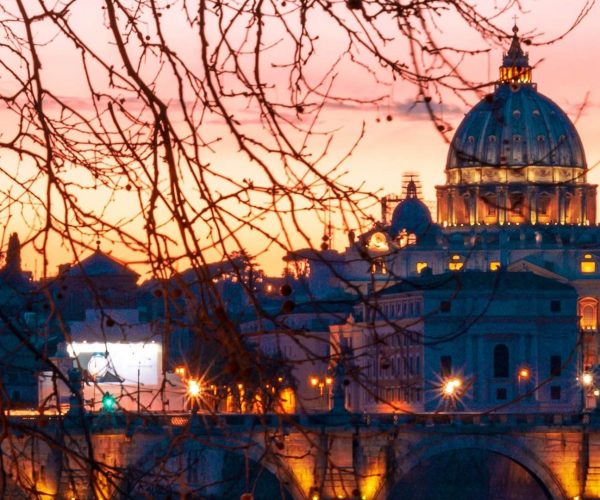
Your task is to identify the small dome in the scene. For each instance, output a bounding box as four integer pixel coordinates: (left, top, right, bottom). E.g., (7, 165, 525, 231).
(447, 84, 586, 170)
(389, 197, 432, 239)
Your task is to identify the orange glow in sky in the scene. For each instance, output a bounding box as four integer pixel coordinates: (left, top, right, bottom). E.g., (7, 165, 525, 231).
(1, 1, 599, 278)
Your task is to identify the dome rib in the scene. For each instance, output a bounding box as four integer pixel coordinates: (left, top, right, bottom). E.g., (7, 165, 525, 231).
(447, 84, 586, 170)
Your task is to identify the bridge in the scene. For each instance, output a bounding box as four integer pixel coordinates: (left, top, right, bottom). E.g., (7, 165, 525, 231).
(3, 409, 600, 499)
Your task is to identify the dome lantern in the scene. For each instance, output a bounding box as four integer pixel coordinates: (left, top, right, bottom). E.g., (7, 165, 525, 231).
(499, 24, 532, 85)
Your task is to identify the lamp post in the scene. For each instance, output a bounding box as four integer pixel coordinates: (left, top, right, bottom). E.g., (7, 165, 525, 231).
(579, 371, 594, 413)
(187, 379, 201, 413)
(309, 375, 333, 410)
(517, 366, 530, 399)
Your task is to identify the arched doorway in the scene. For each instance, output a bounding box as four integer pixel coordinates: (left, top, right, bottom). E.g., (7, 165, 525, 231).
(387, 448, 552, 500)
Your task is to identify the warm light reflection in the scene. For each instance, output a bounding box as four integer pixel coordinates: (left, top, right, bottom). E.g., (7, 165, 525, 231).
(360, 461, 384, 499)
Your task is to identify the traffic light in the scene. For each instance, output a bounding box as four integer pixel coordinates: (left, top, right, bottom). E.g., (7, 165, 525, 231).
(102, 392, 117, 412)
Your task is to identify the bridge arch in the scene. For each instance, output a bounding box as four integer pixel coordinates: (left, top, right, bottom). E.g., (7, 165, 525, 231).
(117, 433, 303, 499)
(376, 434, 567, 500)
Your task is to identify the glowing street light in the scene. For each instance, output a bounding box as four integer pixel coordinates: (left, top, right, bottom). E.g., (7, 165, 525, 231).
(309, 375, 333, 396)
(581, 372, 594, 387)
(187, 379, 201, 398)
(442, 377, 462, 397)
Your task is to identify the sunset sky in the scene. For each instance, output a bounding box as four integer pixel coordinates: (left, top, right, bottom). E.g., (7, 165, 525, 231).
(2, 0, 600, 278)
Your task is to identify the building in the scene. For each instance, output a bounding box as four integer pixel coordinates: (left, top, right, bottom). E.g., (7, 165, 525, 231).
(331, 271, 580, 413)
(278, 24, 600, 413)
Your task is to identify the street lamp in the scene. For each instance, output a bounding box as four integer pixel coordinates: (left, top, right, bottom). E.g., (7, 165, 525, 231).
(187, 379, 202, 412)
(581, 372, 594, 388)
(517, 367, 530, 399)
(442, 377, 462, 397)
(518, 367, 530, 381)
(441, 376, 463, 410)
(309, 375, 333, 396)
(187, 379, 201, 398)
(309, 375, 333, 410)
(578, 370, 596, 412)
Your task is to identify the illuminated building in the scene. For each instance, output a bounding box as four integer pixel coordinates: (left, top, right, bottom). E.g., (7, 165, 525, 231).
(331, 271, 579, 412)
(38, 307, 186, 412)
(285, 25, 600, 413)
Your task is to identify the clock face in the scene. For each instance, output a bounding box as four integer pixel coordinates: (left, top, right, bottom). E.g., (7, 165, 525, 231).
(88, 353, 109, 379)
(368, 232, 388, 251)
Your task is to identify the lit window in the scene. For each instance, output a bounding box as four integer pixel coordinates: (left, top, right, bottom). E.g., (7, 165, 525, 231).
(407, 233, 417, 245)
(581, 254, 596, 273)
(579, 298, 598, 331)
(416, 262, 428, 274)
(448, 261, 463, 271)
(370, 259, 387, 275)
(489, 261, 501, 271)
(582, 261, 596, 273)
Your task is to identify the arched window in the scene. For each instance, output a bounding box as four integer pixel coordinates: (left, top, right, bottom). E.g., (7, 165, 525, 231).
(579, 297, 598, 331)
(494, 344, 509, 378)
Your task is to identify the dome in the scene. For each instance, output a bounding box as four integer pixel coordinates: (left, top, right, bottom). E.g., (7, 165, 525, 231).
(447, 84, 586, 170)
(447, 25, 585, 172)
(389, 180, 432, 238)
(436, 25, 596, 228)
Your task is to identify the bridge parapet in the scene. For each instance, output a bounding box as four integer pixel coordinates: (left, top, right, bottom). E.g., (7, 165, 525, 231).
(3, 411, 600, 499)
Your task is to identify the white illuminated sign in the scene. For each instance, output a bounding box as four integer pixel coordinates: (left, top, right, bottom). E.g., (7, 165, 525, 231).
(68, 342, 161, 385)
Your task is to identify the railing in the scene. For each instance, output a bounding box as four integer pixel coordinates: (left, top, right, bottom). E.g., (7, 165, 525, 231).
(5, 409, 595, 432)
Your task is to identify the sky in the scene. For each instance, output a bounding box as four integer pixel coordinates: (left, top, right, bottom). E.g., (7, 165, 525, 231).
(1, 0, 600, 278)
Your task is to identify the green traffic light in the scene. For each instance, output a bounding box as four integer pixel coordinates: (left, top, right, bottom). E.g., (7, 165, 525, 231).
(102, 393, 117, 412)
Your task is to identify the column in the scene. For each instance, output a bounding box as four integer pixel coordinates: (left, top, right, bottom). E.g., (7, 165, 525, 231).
(528, 186, 538, 225)
(497, 186, 507, 225)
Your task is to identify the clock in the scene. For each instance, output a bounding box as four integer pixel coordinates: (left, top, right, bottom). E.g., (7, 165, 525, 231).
(368, 231, 388, 251)
(88, 353, 109, 379)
